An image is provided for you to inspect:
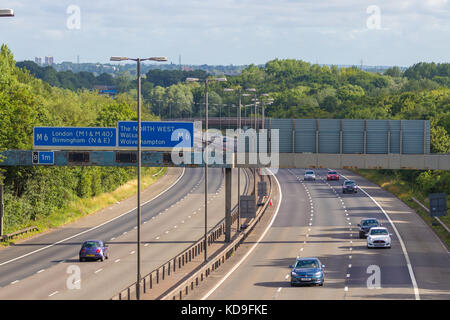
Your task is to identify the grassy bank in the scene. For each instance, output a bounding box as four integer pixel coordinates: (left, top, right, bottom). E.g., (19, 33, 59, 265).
(1, 167, 166, 246)
(353, 169, 450, 248)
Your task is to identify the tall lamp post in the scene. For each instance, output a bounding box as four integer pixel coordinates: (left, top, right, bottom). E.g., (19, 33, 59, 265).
(224, 88, 242, 230)
(186, 77, 227, 262)
(110, 55, 167, 300)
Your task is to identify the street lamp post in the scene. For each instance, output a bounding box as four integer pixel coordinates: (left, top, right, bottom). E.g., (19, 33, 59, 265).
(110, 55, 167, 300)
(187, 77, 227, 262)
(224, 88, 242, 231)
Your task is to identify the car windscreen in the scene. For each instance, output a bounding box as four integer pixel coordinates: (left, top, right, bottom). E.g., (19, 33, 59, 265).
(83, 241, 100, 248)
(295, 260, 319, 268)
(344, 181, 355, 185)
(370, 229, 388, 235)
(328, 171, 337, 175)
(362, 220, 378, 226)
(305, 171, 314, 175)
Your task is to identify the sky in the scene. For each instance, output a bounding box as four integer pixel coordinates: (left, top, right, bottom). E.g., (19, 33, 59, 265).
(0, 0, 449, 66)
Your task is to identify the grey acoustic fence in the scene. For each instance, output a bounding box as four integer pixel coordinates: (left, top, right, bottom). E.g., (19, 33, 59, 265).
(264, 119, 430, 154)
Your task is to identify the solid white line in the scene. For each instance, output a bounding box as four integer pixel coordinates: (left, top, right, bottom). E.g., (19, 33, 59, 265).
(201, 168, 283, 300)
(0, 168, 186, 268)
(339, 171, 420, 300)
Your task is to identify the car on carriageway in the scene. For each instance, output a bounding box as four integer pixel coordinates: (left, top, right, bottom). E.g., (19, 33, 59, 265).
(367, 227, 392, 249)
(327, 170, 340, 181)
(79, 240, 109, 262)
(358, 218, 381, 238)
(304, 170, 316, 181)
(342, 180, 358, 193)
(289, 257, 325, 286)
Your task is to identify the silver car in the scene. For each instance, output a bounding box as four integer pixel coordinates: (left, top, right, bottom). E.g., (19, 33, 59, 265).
(304, 170, 316, 181)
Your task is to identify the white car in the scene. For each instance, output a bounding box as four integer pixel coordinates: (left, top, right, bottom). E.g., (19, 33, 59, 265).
(367, 227, 392, 248)
(304, 170, 316, 181)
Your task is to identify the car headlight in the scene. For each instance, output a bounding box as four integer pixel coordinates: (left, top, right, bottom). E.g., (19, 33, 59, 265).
(368, 237, 373, 243)
(315, 272, 322, 277)
(291, 271, 298, 276)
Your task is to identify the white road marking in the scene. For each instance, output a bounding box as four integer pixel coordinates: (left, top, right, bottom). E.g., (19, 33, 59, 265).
(345, 286, 348, 292)
(110, 237, 115, 241)
(144, 243, 149, 247)
(37, 269, 45, 274)
(11, 280, 19, 285)
(346, 274, 350, 278)
(201, 169, 283, 300)
(48, 291, 58, 297)
(277, 287, 282, 293)
(95, 268, 103, 274)
(130, 251, 135, 254)
(349, 264, 352, 268)
(115, 259, 121, 263)
(338, 171, 421, 300)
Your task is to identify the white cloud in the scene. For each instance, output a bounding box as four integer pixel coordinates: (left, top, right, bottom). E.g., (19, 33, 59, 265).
(1, 0, 449, 65)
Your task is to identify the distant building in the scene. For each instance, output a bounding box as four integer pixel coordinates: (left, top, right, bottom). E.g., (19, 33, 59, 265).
(45, 56, 54, 65)
(181, 65, 193, 71)
(34, 57, 42, 65)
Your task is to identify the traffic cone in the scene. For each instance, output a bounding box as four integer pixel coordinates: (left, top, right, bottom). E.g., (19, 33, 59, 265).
(269, 198, 273, 206)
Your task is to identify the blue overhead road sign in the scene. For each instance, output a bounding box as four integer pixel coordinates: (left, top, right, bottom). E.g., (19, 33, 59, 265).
(117, 121, 193, 149)
(34, 127, 117, 150)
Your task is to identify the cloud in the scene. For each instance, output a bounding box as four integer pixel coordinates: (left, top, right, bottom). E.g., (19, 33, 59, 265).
(1, 0, 449, 65)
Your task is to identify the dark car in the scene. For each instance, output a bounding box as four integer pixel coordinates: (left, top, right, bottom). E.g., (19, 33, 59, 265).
(357, 218, 380, 238)
(327, 170, 339, 181)
(342, 180, 358, 193)
(79, 240, 108, 262)
(289, 257, 325, 286)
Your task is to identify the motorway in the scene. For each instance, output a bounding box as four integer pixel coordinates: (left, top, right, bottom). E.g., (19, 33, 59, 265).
(193, 168, 450, 300)
(0, 167, 246, 299)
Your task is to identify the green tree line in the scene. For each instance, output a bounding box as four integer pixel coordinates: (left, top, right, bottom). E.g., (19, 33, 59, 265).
(0, 45, 158, 234)
(11, 51, 450, 210)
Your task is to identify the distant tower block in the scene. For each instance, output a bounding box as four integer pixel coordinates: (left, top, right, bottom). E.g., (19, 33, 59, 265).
(35, 57, 42, 65)
(179, 54, 181, 70)
(77, 55, 80, 64)
(45, 56, 54, 66)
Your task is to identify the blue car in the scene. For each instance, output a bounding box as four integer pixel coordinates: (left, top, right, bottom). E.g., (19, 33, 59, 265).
(79, 240, 109, 262)
(289, 257, 325, 286)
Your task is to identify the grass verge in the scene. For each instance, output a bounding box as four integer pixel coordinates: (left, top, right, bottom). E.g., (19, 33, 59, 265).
(353, 169, 449, 248)
(1, 167, 167, 247)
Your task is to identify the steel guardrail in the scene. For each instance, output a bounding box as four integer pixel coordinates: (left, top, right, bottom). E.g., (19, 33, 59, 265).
(111, 168, 253, 300)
